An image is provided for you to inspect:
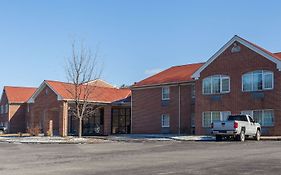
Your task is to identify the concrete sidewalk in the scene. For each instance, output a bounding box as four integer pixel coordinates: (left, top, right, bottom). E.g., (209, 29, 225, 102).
(106, 134, 215, 141)
(0, 135, 280, 144)
(0, 136, 110, 144)
(106, 134, 281, 142)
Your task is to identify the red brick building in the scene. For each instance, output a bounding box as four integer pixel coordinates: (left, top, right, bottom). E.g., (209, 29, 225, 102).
(131, 63, 203, 134)
(132, 35, 281, 136)
(0, 86, 37, 133)
(27, 80, 131, 136)
(193, 35, 281, 136)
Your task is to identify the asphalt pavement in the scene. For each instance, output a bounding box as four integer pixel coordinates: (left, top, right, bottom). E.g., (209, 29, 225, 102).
(0, 140, 280, 175)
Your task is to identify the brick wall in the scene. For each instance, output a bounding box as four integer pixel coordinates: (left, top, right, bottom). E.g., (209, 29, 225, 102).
(9, 103, 26, 133)
(27, 85, 62, 135)
(0, 91, 26, 133)
(132, 84, 194, 134)
(195, 42, 281, 135)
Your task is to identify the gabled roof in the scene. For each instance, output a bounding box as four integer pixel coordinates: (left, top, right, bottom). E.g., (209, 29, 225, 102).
(133, 63, 204, 87)
(274, 52, 281, 60)
(28, 80, 131, 104)
(192, 35, 281, 79)
(84, 79, 116, 88)
(3, 86, 37, 103)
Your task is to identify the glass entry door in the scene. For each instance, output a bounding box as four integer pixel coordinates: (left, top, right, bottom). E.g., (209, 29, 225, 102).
(111, 108, 131, 134)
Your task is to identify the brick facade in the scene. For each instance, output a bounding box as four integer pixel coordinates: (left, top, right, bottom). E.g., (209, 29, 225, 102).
(27, 83, 131, 136)
(132, 84, 194, 134)
(27, 85, 62, 135)
(0, 90, 27, 133)
(132, 36, 281, 136)
(195, 43, 281, 136)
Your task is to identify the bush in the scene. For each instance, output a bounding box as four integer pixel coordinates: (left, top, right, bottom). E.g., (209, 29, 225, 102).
(27, 127, 41, 136)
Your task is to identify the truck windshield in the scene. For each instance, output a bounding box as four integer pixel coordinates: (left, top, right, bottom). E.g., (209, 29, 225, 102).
(228, 115, 248, 121)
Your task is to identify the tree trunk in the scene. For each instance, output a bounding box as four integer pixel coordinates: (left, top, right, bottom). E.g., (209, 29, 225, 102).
(78, 117, 82, 138)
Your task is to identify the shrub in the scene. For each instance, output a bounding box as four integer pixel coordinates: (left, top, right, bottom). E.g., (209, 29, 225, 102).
(27, 127, 41, 136)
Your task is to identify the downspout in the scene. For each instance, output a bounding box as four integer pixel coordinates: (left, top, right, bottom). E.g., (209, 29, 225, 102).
(130, 91, 133, 134)
(178, 85, 181, 135)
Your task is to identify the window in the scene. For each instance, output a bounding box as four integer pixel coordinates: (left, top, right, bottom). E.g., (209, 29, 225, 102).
(162, 87, 170, 100)
(0, 105, 2, 114)
(241, 109, 274, 126)
(191, 84, 195, 98)
(4, 104, 8, 113)
(202, 111, 231, 127)
(242, 70, 273, 92)
(161, 114, 170, 127)
(202, 75, 230, 94)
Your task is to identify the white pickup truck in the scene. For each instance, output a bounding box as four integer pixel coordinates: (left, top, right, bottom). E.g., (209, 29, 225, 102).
(211, 114, 261, 142)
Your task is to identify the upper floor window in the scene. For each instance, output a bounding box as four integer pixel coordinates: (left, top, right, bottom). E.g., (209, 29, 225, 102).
(202, 75, 230, 94)
(4, 104, 8, 113)
(162, 87, 170, 100)
(191, 84, 195, 98)
(242, 70, 273, 92)
(0, 105, 3, 114)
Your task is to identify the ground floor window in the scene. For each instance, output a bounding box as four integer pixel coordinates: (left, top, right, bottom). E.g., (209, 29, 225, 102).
(111, 108, 131, 134)
(68, 108, 104, 136)
(241, 109, 274, 126)
(161, 114, 170, 128)
(202, 111, 231, 127)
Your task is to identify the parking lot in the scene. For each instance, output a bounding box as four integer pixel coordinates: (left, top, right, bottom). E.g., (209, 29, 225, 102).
(0, 140, 281, 175)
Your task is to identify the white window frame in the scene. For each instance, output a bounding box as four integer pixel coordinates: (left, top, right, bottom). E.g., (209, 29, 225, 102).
(202, 75, 230, 95)
(202, 111, 231, 127)
(242, 70, 274, 92)
(161, 114, 170, 128)
(241, 109, 274, 126)
(191, 84, 195, 98)
(4, 104, 8, 114)
(162, 86, 170, 100)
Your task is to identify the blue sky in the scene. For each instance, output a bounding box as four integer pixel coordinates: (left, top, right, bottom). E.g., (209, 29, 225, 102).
(0, 0, 281, 89)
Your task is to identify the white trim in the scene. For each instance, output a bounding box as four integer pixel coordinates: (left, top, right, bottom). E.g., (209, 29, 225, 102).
(27, 81, 63, 103)
(192, 35, 281, 79)
(132, 81, 195, 90)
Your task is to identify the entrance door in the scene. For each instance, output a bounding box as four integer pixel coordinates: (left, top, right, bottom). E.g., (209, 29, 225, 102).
(111, 108, 131, 134)
(83, 108, 104, 136)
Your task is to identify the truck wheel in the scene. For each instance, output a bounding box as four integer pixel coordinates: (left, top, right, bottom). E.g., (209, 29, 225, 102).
(239, 130, 245, 142)
(254, 130, 261, 141)
(216, 135, 222, 141)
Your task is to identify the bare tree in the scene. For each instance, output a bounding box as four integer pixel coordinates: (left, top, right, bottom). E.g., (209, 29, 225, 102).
(65, 41, 101, 138)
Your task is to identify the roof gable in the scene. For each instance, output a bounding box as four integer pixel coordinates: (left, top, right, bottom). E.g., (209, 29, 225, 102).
(4, 86, 37, 103)
(28, 80, 131, 104)
(192, 35, 281, 79)
(84, 79, 115, 88)
(134, 63, 204, 87)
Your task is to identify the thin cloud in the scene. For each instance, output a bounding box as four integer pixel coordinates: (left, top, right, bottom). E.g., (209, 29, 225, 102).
(144, 68, 163, 75)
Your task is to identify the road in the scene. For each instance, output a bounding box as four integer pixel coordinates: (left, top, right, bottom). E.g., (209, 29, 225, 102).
(0, 140, 281, 175)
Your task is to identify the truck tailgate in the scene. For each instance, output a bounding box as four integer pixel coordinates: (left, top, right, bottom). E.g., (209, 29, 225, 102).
(213, 121, 234, 131)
